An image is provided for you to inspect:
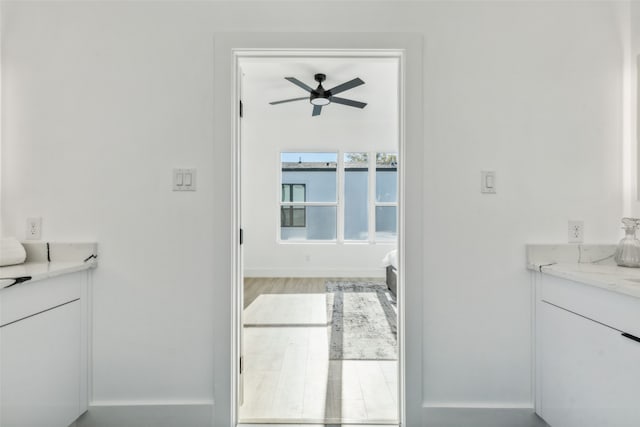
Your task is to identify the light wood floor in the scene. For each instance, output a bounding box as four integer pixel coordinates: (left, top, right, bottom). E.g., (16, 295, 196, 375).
(240, 277, 398, 425)
(244, 277, 380, 309)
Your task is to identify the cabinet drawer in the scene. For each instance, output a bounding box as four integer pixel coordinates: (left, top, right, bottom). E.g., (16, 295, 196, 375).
(540, 274, 640, 337)
(0, 273, 82, 327)
(538, 301, 640, 427)
(1, 300, 81, 427)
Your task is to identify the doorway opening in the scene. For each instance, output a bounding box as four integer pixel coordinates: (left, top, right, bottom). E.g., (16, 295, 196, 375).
(232, 50, 405, 426)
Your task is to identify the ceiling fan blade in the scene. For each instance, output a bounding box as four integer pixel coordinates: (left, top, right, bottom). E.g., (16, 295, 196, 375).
(269, 97, 309, 105)
(285, 77, 314, 93)
(328, 77, 364, 95)
(329, 96, 367, 109)
(312, 105, 323, 116)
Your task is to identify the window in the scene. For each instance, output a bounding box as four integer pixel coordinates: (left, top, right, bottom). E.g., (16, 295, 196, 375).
(344, 152, 369, 241)
(280, 153, 337, 241)
(280, 151, 397, 243)
(281, 184, 306, 227)
(375, 153, 398, 241)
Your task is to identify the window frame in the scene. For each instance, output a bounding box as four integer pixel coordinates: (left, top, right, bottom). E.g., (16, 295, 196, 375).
(278, 151, 397, 244)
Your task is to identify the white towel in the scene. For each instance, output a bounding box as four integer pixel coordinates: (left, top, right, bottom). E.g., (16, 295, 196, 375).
(0, 237, 27, 266)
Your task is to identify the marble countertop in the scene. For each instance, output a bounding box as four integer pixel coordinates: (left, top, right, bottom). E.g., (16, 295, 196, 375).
(0, 260, 96, 289)
(526, 244, 640, 299)
(535, 262, 640, 299)
(0, 242, 97, 290)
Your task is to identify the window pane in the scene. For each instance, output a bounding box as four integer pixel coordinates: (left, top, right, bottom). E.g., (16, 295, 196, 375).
(282, 152, 337, 203)
(376, 152, 398, 166)
(344, 158, 368, 240)
(376, 152, 398, 203)
(292, 184, 305, 202)
(281, 206, 292, 227)
(281, 206, 306, 227)
(376, 170, 397, 203)
(292, 207, 306, 227)
(375, 206, 397, 240)
(281, 185, 290, 203)
(344, 152, 368, 168)
(281, 206, 336, 241)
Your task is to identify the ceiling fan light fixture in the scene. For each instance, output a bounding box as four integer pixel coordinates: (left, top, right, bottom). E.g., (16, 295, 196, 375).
(310, 96, 330, 106)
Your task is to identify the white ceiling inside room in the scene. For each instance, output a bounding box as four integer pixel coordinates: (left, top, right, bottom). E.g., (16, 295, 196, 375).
(239, 56, 399, 126)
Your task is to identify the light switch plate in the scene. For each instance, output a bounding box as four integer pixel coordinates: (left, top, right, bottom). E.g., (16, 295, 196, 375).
(173, 168, 197, 191)
(481, 171, 496, 194)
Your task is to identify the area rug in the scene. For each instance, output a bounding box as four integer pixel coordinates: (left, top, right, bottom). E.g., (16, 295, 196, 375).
(325, 280, 397, 360)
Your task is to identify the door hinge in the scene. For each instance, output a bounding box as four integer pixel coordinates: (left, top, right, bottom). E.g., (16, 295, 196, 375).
(240, 356, 244, 374)
(240, 228, 244, 245)
(239, 100, 243, 118)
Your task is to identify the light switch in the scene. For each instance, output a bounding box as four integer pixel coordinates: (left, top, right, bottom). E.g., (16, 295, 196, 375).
(481, 171, 496, 194)
(173, 168, 197, 191)
(486, 175, 494, 189)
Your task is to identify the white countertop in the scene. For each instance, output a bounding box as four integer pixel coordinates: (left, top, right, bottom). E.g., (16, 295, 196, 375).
(0, 242, 97, 289)
(0, 260, 96, 289)
(534, 262, 640, 299)
(526, 244, 640, 299)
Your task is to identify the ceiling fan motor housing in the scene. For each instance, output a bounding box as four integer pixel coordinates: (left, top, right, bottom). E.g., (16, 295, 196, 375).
(310, 73, 331, 105)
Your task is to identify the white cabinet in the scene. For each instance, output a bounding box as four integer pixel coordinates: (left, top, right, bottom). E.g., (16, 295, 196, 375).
(0, 272, 88, 427)
(536, 275, 640, 427)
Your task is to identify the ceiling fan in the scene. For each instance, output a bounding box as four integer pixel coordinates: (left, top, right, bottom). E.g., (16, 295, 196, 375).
(269, 73, 367, 117)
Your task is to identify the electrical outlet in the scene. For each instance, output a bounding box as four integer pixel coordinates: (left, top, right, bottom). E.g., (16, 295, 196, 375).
(568, 220, 584, 243)
(26, 217, 42, 240)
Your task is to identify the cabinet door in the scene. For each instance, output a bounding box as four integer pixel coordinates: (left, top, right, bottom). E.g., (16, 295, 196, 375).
(539, 301, 640, 427)
(1, 300, 81, 427)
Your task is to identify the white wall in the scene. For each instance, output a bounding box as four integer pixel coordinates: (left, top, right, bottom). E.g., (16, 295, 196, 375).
(421, 1, 623, 407)
(240, 58, 398, 277)
(628, 1, 640, 217)
(0, 0, 627, 422)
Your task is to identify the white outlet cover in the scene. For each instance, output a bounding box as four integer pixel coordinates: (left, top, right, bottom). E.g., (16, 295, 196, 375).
(26, 217, 42, 240)
(568, 220, 584, 243)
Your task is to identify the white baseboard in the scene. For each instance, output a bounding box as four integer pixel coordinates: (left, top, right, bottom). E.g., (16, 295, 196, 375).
(424, 402, 534, 409)
(422, 407, 547, 427)
(74, 403, 213, 427)
(244, 268, 386, 278)
(71, 403, 544, 427)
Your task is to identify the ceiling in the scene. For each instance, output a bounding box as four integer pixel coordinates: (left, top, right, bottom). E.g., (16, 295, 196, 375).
(240, 57, 400, 122)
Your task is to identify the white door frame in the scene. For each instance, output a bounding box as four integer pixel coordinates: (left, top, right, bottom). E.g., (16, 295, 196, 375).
(235, 48, 403, 424)
(212, 32, 424, 427)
